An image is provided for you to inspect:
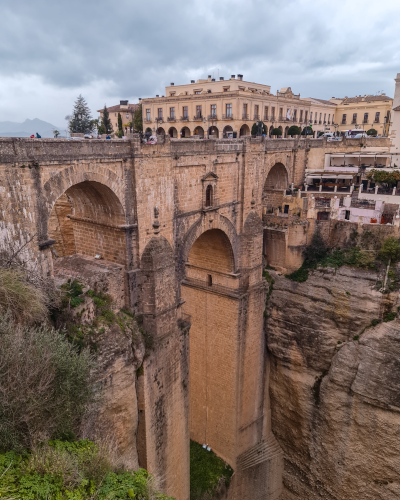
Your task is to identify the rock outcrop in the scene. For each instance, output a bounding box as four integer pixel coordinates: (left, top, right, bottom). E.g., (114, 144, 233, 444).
(266, 267, 400, 499)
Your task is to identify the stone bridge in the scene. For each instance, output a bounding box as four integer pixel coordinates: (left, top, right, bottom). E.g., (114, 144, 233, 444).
(0, 135, 385, 500)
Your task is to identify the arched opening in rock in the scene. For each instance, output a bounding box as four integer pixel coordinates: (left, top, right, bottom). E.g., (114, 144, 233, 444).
(48, 180, 126, 265)
(262, 163, 289, 211)
(181, 229, 237, 469)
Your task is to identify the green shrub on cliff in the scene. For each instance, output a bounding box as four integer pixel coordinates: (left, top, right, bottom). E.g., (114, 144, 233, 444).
(190, 440, 233, 500)
(0, 314, 97, 451)
(0, 440, 174, 500)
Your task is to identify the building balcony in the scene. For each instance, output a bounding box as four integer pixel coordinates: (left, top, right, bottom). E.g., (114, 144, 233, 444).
(264, 115, 269, 121)
(374, 120, 380, 123)
(180, 116, 189, 121)
(222, 114, 234, 120)
(352, 120, 357, 124)
(254, 114, 260, 120)
(208, 114, 218, 120)
(319, 120, 322, 124)
(342, 121, 347, 125)
(167, 117, 176, 122)
(363, 120, 368, 124)
(242, 114, 249, 120)
(193, 115, 203, 121)
(155, 117, 163, 123)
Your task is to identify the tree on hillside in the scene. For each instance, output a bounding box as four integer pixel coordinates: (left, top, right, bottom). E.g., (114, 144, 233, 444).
(98, 105, 113, 135)
(251, 121, 267, 136)
(68, 95, 93, 134)
(133, 104, 143, 132)
(288, 125, 301, 136)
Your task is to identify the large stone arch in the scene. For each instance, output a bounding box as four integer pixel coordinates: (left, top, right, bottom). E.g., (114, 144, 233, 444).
(43, 164, 126, 221)
(178, 213, 238, 281)
(262, 153, 292, 191)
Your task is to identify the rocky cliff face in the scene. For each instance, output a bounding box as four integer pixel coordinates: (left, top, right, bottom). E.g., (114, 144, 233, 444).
(266, 267, 400, 499)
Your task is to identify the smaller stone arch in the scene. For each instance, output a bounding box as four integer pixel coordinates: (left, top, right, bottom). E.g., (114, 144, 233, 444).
(269, 125, 274, 137)
(208, 126, 219, 138)
(157, 127, 165, 135)
(264, 163, 289, 191)
(284, 126, 290, 138)
(223, 125, 233, 138)
(168, 126, 178, 138)
(278, 126, 283, 135)
(240, 124, 250, 136)
(194, 126, 204, 138)
(181, 126, 190, 138)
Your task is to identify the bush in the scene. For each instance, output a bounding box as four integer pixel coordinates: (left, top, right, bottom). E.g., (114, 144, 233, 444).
(383, 312, 397, 322)
(251, 121, 267, 136)
(367, 128, 377, 136)
(0, 269, 47, 324)
(287, 125, 301, 136)
(0, 440, 173, 500)
(378, 237, 400, 264)
(0, 315, 98, 450)
(301, 126, 313, 136)
(190, 440, 233, 500)
(271, 127, 282, 136)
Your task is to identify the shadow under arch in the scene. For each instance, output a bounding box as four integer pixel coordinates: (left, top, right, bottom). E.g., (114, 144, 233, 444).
(48, 180, 127, 265)
(177, 214, 238, 282)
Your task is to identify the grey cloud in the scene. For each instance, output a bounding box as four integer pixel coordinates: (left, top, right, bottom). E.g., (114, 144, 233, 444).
(0, 0, 400, 123)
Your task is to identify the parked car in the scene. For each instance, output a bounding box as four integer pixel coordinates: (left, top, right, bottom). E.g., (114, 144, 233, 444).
(84, 133, 93, 139)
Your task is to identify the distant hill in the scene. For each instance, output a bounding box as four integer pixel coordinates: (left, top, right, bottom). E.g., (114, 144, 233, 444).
(0, 119, 65, 138)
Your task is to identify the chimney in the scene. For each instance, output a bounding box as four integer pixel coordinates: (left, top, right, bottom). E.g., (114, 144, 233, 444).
(139, 98, 142, 101)
(120, 100, 129, 109)
(212, 78, 215, 81)
(191, 80, 195, 83)
(208, 75, 212, 81)
(231, 75, 236, 79)
(171, 82, 174, 86)
(237, 74, 243, 81)
(220, 77, 224, 81)
(156, 95, 159, 97)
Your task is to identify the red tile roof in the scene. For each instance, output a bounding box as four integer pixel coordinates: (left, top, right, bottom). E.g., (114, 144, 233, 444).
(97, 103, 139, 113)
(341, 95, 392, 104)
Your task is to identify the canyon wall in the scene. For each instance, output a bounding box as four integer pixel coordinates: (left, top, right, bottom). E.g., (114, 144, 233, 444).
(266, 267, 400, 499)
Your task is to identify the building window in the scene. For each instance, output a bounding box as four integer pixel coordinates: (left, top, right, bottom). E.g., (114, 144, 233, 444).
(170, 92, 176, 96)
(328, 114, 330, 124)
(299, 110, 303, 122)
(211, 104, 216, 118)
(226, 103, 232, 118)
(196, 105, 202, 118)
(293, 109, 297, 121)
(146, 109, 151, 121)
(342, 114, 347, 124)
(254, 105, 259, 119)
(183, 106, 188, 118)
(170, 107, 175, 119)
(305, 111, 308, 123)
(352, 113, 357, 124)
(323, 113, 326, 123)
(264, 106, 269, 120)
(194, 91, 201, 95)
(345, 210, 350, 221)
(319, 113, 322, 123)
(271, 107, 275, 119)
(158, 108, 163, 119)
(207, 274, 212, 286)
(310, 112, 313, 122)
(279, 108, 283, 119)
(223, 87, 230, 92)
(243, 103, 248, 118)
(206, 185, 213, 207)
(364, 112, 369, 124)
(375, 112, 380, 123)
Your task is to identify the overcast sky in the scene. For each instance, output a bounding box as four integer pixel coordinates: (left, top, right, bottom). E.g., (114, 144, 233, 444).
(1, 0, 400, 127)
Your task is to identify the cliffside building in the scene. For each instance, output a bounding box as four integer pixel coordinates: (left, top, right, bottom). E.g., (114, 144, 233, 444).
(141, 75, 334, 139)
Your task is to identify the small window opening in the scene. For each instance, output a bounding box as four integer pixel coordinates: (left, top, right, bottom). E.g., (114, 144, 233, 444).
(205, 185, 213, 207)
(284, 204, 289, 214)
(345, 210, 350, 221)
(207, 274, 212, 286)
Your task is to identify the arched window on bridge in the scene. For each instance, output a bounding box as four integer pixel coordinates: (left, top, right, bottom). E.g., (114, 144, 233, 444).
(205, 185, 213, 207)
